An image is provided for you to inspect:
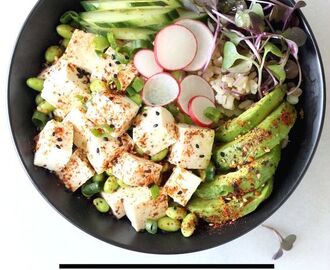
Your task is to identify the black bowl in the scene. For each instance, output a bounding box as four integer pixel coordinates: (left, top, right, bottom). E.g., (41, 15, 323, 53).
(8, 0, 326, 254)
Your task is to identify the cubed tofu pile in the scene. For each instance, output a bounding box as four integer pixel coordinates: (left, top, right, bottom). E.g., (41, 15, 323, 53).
(33, 29, 216, 232)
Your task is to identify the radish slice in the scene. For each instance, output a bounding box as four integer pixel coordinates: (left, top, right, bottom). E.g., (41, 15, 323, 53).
(134, 49, 164, 78)
(154, 24, 197, 71)
(188, 96, 215, 127)
(178, 75, 215, 114)
(142, 72, 180, 106)
(176, 19, 214, 71)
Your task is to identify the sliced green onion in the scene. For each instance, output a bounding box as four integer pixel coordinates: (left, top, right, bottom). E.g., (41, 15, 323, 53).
(113, 78, 122, 91)
(131, 77, 144, 92)
(150, 184, 160, 199)
(145, 219, 158, 234)
(126, 86, 137, 97)
(177, 113, 194, 124)
(35, 94, 44, 106)
(92, 173, 105, 183)
(32, 111, 48, 128)
(166, 103, 180, 117)
(128, 93, 142, 106)
(106, 32, 118, 49)
(205, 162, 216, 182)
(60, 11, 80, 24)
(121, 40, 153, 56)
(204, 107, 222, 123)
(151, 148, 168, 162)
(91, 125, 114, 138)
(90, 79, 107, 93)
(37, 101, 55, 114)
(93, 35, 110, 53)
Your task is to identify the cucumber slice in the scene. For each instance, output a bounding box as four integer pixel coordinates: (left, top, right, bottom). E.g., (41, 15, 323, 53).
(80, 8, 177, 23)
(175, 8, 207, 21)
(81, 0, 182, 11)
(109, 28, 155, 40)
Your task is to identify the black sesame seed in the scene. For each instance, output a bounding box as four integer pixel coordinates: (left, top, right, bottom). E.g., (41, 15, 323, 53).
(57, 138, 63, 142)
(199, 154, 205, 158)
(220, 152, 225, 157)
(109, 63, 112, 67)
(96, 148, 100, 154)
(195, 144, 199, 148)
(115, 60, 120, 65)
(177, 190, 183, 195)
(155, 111, 160, 116)
(114, 73, 118, 78)
(56, 145, 61, 149)
(111, 54, 115, 60)
(125, 55, 129, 60)
(103, 137, 109, 141)
(153, 124, 158, 128)
(143, 113, 147, 117)
(52, 132, 56, 136)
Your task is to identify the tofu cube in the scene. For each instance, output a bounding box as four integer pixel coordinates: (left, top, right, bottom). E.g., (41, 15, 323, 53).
(41, 60, 90, 116)
(86, 92, 139, 137)
(63, 109, 94, 151)
(123, 187, 168, 231)
(56, 149, 95, 192)
(112, 152, 162, 186)
(164, 167, 202, 206)
(101, 189, 126, 219)
(62, 29, 101, 74)
(133, 106, 177, 156)
(92, 47, 137, 91)
(169, 124, 215, 169)
(86, 134, 122, 174)
(34, 120, 73, 171)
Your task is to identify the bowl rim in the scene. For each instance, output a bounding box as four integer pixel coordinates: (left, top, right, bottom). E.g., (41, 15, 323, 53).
(7, 0, 326, 254)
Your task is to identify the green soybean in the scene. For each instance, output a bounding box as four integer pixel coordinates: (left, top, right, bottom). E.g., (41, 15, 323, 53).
(32, 111, 48, 128)
(103, 176, 119, 193)
(92, 173, 105, 183)
(90, 79, 107, 94)
(26, 77, 44, 91)
(166, 206, 187, 220)
(145, 219, 158, 234)
(151, 148, 168, 162)
(37, 101, 55, 114)
(93, 198, 110, 213)
(81, 181, 102, 197)
(93, 35, 110, 52)
(157, 216, 181, 232)
(56, 24, 74, 39)
(35, 94, 44, 105)
(45, 45, 63, 63)
(149, 184, 160, 199)
(131, 77, 144, 92)
(181, 213, 198, 237)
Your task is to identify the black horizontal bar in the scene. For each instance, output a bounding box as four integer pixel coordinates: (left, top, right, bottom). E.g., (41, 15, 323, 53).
(59, 264, 275, 269)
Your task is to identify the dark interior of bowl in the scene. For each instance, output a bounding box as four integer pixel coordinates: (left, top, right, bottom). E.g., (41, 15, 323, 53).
(8, 0, 325, 254)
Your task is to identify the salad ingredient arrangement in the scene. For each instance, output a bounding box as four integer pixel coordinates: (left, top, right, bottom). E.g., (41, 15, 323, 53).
(27, 0, 307, 238)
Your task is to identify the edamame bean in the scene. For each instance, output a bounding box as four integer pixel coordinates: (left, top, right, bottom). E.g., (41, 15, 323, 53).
(93, 198, 110, 213)
(90, 79, 107, 94)
(157, 216, 181, 232)
(26, 77, 44, 91)
(45, 45, 63, 63)
(56, 24, 74, 39)
(61, 38, 70, 48)
(92, 173, 105, 183)
(35, 94, 44, 106)
(103, 176, 119, 193)
(151, 148, 168, 162)
(93, 35, 110, 52)
(165, 206, 187, 220)
(149, 184, 159, 199)
(81, 181, 102, 197)
(37, 101, 55, 114)
(181, 213, 198, 237)
(145, 219, 158, 234)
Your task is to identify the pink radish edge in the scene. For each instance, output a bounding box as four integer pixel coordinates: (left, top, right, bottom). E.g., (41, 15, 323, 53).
(175, 19, 214, 72)
(133, 49, 163, 78)
(154, 24, 198, 71)
(188, 96, 215, 127)
(142, 72, 180, 106)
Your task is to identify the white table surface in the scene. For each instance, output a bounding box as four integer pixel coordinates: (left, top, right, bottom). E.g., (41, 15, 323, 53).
(1, 1, 329, 269)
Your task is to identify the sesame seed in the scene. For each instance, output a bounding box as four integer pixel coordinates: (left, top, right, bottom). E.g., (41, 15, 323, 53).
(57, 138, 62, 142)
(55, 145, 61, 149)
(143, 113, 147, 117)
(96, 148, 100, 154)
(155, 111, 160, 116)
(195, 144, 199, 148)
(153, 124, 158, 128)
(109, 63, 112, 67)
(111, 54, 115, 60)
(115, 61, 120, 65)
(199, 154, 205, 158)
(220, 152, 225, 157)
(114, 73, 118, 78)
(52, 132, 56, 136)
